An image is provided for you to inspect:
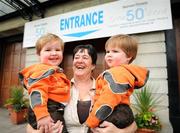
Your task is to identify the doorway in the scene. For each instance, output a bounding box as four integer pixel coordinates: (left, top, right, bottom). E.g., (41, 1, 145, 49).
(0, 42, 26, 106)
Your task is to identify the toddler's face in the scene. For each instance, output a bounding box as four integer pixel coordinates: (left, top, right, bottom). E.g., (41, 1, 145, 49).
(39, 40, 63, 66)
(105, 46, 131, 68)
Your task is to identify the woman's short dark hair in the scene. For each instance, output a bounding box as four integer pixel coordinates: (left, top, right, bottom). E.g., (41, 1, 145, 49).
(73, 44, 97, 65)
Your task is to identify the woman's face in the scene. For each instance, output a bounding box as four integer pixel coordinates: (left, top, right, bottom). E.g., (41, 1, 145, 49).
(73, 49, 95, 77)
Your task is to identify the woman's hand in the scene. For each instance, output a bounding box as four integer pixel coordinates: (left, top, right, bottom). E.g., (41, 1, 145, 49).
(91, 121, 120, 133)
(37, 116, 54, 133)
(51, 120, 63, 133)
(26, 124, 44, 133)
(26, 120, 63, 133)
(91, 121, 137, 133)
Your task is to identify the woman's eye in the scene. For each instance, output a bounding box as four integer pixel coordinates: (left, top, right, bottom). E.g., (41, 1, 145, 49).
(74, 56, 79, 59)
(83, 56, 88, 59)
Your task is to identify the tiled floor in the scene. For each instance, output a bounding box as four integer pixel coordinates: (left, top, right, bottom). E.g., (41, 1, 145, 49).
(0, 108, 26, 133)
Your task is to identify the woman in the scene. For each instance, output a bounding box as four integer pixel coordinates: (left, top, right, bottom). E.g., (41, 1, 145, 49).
(63, 44, 137, 133)
(27, 44, 137, 133)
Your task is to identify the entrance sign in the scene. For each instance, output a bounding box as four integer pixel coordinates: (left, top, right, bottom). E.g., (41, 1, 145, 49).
(23, 0, 172, 48)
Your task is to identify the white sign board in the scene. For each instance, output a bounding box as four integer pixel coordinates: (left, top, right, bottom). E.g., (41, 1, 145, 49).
(23, 0, 172, 48)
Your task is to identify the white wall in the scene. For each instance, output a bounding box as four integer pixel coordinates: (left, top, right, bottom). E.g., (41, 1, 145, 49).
(131, 31, 172, 132)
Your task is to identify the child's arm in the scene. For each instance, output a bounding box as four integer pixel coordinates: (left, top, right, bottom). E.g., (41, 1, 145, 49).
(29, 77, 50, 121)
(19, 65, 53, 121)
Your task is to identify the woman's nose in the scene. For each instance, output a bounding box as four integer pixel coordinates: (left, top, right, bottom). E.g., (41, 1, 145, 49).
(77, 57, 83, 62)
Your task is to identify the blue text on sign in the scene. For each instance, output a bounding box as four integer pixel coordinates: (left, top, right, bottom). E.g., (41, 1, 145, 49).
(60, 10, 104, 31)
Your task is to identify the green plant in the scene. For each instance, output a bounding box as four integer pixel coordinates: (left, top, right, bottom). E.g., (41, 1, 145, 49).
(132, 85, 162, 131)
(4, 85, 28, 112)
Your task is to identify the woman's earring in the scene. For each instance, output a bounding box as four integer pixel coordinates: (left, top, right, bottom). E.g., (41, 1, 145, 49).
(92, 66, 95, 70)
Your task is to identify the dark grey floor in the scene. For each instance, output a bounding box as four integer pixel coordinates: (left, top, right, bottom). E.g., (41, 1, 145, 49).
(0, 108, 26, 133)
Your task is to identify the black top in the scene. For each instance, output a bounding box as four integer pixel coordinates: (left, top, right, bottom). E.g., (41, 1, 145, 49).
(77, 100, 91, 124)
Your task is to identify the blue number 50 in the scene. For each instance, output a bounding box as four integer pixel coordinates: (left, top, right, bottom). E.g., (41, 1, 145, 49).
(127, 8, 144, 21)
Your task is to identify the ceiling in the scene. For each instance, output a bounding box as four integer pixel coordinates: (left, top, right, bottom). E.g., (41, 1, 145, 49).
(0, 0, 70, 40)
(0, 0, 50, 21)
(0, 0, 69, 21)
(0, 0, 179, 22)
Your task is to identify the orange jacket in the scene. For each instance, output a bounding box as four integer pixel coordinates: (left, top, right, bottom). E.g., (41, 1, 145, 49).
(86, 64, 149, 128)
(19, 63, 70, 121)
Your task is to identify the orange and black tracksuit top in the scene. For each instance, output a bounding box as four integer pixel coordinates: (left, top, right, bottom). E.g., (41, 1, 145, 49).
(19, 63, 70, 121)
(86, 64, 149, 128)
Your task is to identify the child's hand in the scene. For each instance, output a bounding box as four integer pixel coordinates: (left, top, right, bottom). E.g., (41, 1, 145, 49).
(37, 115, 54, 133)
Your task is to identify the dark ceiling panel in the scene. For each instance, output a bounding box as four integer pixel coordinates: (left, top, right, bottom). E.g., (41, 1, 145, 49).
(0, 0, 69, 21)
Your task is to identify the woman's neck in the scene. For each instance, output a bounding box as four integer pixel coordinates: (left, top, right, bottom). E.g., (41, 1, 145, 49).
(74, 74, 92, 84)
(73, 75, 93, 101)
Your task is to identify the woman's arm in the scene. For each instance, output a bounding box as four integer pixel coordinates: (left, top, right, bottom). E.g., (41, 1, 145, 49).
(91, 121, 137, 133)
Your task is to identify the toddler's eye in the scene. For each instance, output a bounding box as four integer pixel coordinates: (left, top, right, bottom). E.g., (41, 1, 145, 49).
(112, 50, 118, 53)
(56, 49, 61, 51)
(106, 51, 110, 53)
(45, 49, 50, 51)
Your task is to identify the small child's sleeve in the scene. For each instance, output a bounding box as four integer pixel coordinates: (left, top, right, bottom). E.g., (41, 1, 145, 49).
(28, 76, 50, 121)
(20, 67, 55, 121)
(86, 65, 149, 128)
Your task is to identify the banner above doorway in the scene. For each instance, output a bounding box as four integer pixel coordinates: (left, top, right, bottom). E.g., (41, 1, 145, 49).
(23, 0, 172, 48)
